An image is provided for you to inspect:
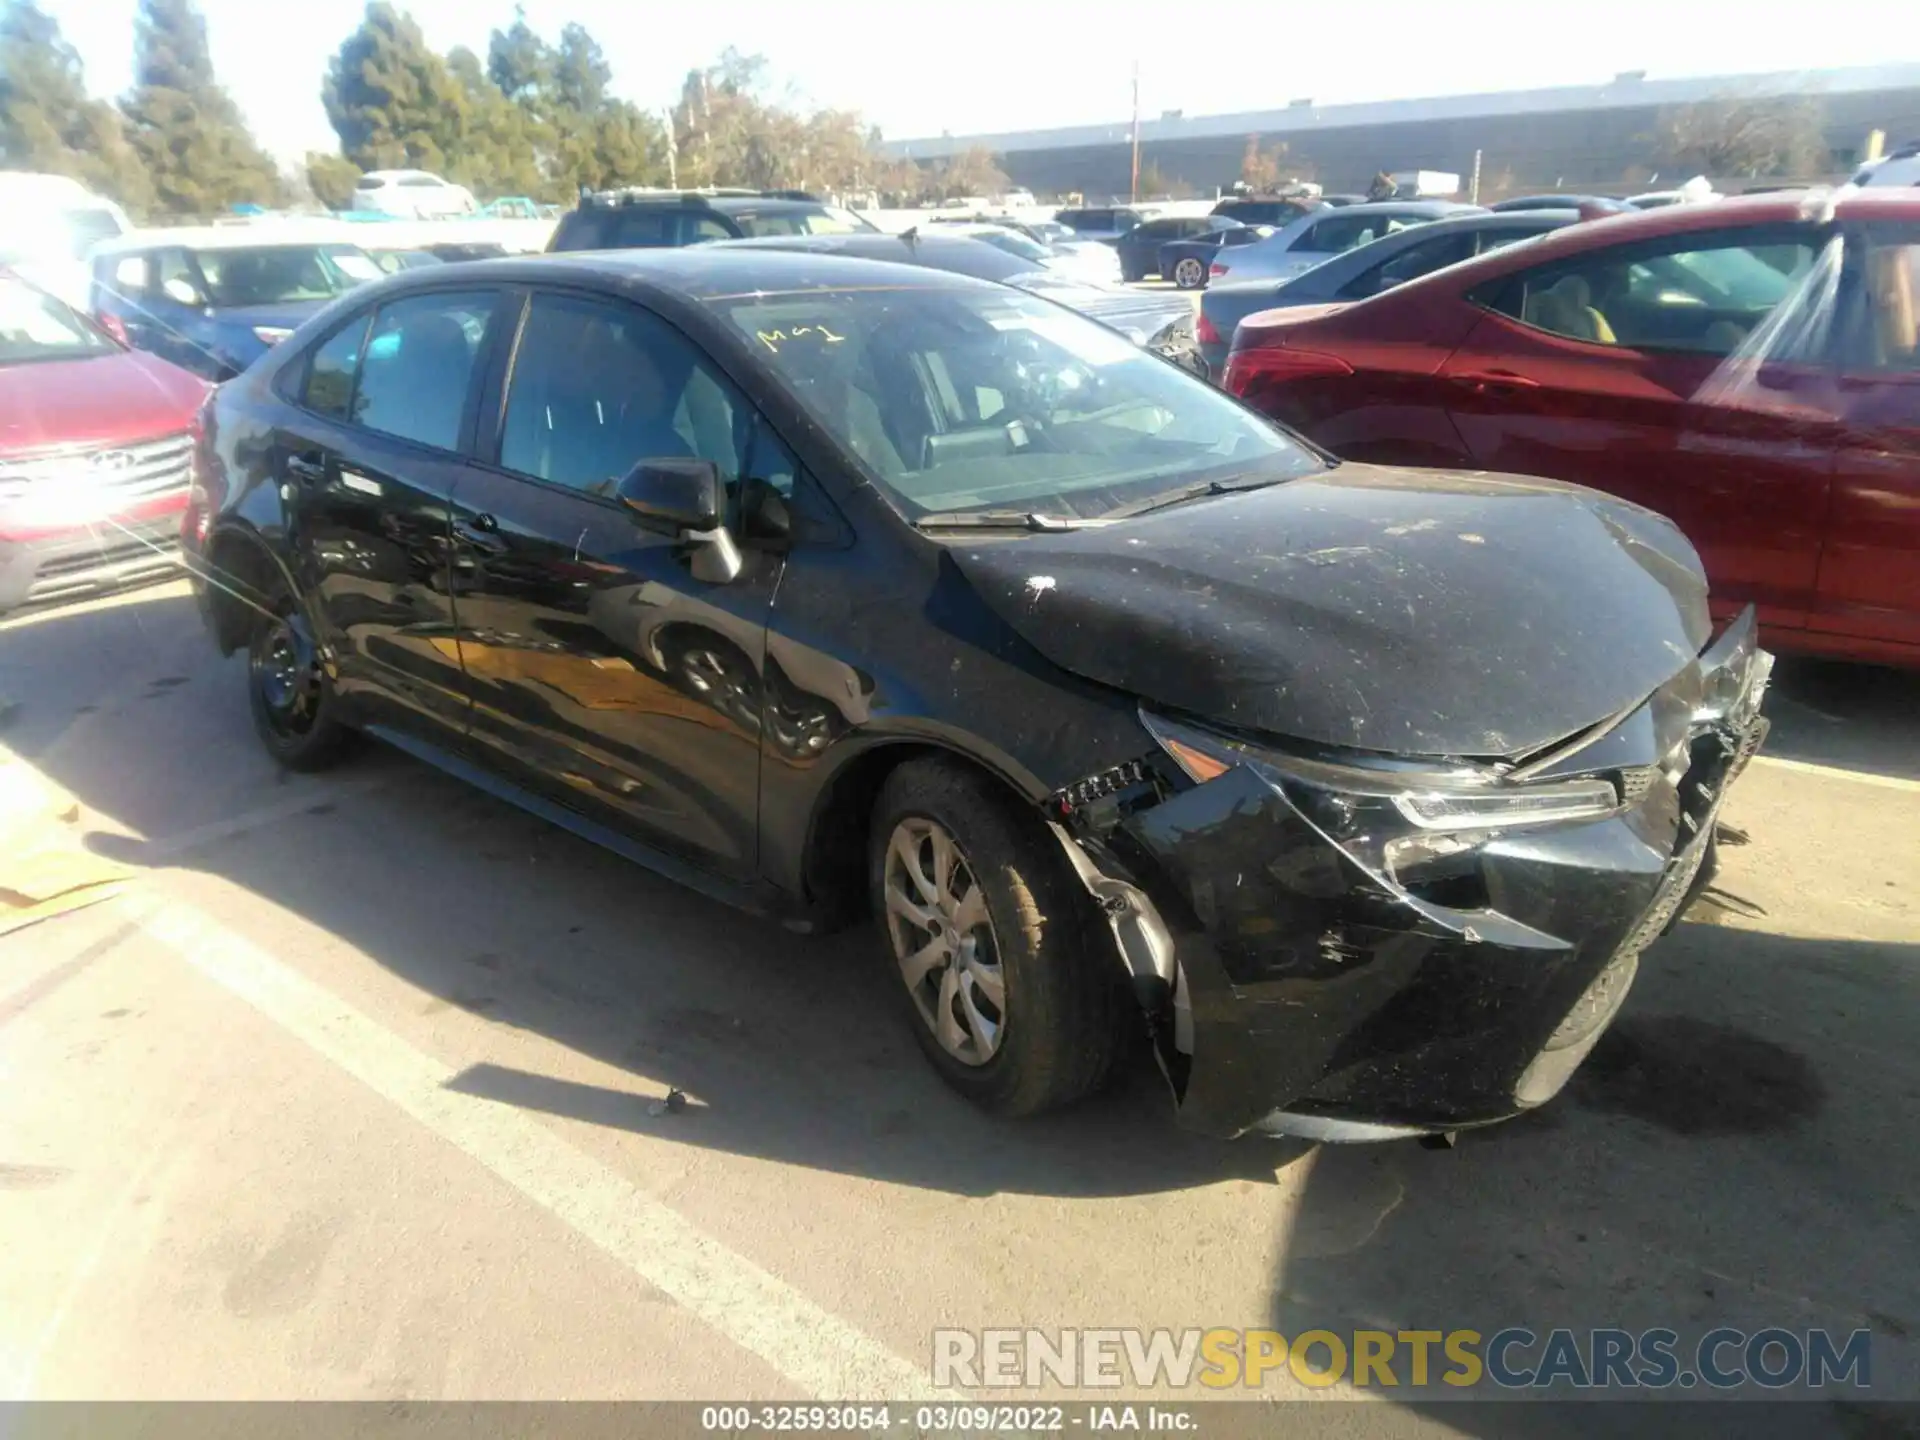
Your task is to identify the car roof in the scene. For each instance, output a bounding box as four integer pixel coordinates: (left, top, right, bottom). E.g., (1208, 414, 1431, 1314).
(370, 245, 996, 303)
(91, 222, 370, 254)
(709, 231, 1032, 281)
(1364, 187, 1920, 298)
(1394, 209, 1579, 235)
(1309, 200, 1482, 218)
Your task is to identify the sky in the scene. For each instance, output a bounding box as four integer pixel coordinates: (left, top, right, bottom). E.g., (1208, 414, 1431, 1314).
(42, 0, 1911, 164)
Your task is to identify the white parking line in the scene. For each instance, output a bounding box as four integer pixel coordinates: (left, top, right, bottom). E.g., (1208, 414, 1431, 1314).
(141, 899, 942, 1402)
(1750, 755, 1920, 793)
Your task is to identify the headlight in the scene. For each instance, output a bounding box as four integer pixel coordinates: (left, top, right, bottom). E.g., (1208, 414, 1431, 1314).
(252, 326, 294, 345)
(1140, 708, 1620, 888)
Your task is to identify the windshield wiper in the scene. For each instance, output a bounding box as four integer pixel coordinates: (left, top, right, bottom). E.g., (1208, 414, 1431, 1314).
(912, 510, 1096, 532)
(1098, 473, 1289, 521)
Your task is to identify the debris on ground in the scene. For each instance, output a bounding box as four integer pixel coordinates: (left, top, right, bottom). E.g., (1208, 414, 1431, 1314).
(648, 1087, 688, 1118)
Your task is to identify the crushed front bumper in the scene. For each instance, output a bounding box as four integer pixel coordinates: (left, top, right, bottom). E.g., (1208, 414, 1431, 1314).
(1094, 612, 1771, 1140)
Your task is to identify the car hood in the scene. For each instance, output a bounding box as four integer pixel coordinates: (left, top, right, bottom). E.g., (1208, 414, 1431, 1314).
(0, 348, 208, 455)
(946, 464, 1712, 759)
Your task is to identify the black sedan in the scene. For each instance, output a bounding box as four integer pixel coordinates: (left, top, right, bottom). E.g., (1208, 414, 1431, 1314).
(185, 249, 1771, 1141)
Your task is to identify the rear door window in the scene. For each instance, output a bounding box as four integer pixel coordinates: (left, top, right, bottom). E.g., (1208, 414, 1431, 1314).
(351, 291, 500, 451)
(1486, 230, 1819, 354)
(303, 313, 372, 420)
(498, 293, 745, 498)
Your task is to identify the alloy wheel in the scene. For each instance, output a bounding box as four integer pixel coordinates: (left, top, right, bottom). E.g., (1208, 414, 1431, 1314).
(1175, 258, 1205, 289)
(882, 816, 1005, 1066)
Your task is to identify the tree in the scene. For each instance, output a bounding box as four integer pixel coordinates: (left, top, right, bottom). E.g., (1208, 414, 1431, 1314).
(444, 45, 543, 197)
(121, 0, 281, 215)
(0, 0, 152, 211)
(932, 145, 1008, 200)
(1656, 97, 1829, 179)
(323, 2, 468, 176)
(1239, 135, 1294, 192)
(485, 5, 552, 108)
(305, 150, 360, 209)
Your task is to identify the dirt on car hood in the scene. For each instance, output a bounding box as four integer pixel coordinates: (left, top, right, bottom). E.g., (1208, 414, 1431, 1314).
(947, 463, 1713, 760)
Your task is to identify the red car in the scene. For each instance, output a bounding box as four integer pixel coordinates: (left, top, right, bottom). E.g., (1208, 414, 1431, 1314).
(1224, 191, 1920, 667)
(0, 271, 208, 614)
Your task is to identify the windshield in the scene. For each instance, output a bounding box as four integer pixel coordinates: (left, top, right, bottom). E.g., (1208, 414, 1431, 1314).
(192, 244, 380, 306)
(0, 277, 117, 365)
(705, 284, 1322, 521)
(731, 207, 874, 238)
(968, 229, 1054, 264)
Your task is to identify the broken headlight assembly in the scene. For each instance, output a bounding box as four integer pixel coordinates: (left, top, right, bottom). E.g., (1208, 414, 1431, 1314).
(1139, 707, 1621, 898)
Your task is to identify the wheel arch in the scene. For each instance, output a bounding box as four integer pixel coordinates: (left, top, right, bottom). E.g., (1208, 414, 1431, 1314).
(202, 522, 298, 655)
(796, 732, 1047, 932)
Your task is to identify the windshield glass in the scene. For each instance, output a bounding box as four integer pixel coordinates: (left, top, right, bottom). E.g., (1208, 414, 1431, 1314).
(969, 229, 1054, 264)
(732, 207, 873, 238)
(0, 277, 117, 365)
(191, 244, 379, 306)
(706, 284, 1322, 521)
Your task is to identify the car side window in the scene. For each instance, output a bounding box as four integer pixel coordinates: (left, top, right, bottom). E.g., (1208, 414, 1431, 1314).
(499, 293, 745, 499)
(682, 214, 735, 243)
(1344, 232, 1477, 297)
(110, 254, 151, 295)
(1487, 233, 1818, 354)
(352, 290, 497, 450)
(303, 313, 372, 420)
(155, 249, 201, 303)
(1847, 231, 1920, 373)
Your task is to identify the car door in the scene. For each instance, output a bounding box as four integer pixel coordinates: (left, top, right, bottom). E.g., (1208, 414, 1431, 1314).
(1438, 224, 1839, 631)
(272, 286, 504, 739)
(442, 287, 783, 878)
(1815, 222, 1920, 650)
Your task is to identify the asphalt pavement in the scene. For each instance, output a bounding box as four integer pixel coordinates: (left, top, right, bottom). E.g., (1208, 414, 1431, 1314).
(1, 579, 1915, 1434)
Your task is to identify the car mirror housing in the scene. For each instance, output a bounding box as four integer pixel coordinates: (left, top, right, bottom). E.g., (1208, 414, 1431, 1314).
(616, 458, 743, 583)
(617, 458, 723, 531)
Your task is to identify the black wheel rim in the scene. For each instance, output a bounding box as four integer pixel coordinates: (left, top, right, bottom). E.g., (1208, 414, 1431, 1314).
(252, 614, 322, 737)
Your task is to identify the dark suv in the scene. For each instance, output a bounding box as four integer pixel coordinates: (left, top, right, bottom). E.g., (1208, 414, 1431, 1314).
(547, 189, 878, 252)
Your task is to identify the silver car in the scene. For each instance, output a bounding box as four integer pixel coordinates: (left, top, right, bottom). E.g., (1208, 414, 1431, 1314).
(1204, 201, 1481, 286)
(1198, 210, 1573, 372)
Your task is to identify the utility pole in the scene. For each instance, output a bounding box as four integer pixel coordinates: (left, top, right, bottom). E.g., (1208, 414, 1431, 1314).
(1130, 62, 1142, 203)
(1469, 148, 1483, 204)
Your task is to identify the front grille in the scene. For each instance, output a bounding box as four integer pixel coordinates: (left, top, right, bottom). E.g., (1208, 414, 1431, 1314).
(0, 431, 193, 509)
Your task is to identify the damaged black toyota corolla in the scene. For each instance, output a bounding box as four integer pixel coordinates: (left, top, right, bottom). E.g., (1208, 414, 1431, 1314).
(185, 249, 1771, 1140)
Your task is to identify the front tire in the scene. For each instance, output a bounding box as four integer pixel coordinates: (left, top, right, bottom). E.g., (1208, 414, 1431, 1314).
(246, 591, 355, 771)
(869, 758, 1127, 1117)
(1174, 256, 1207, 289)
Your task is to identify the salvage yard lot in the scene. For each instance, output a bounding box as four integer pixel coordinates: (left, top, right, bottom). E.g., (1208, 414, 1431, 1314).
(1, 580, 1915, 1425)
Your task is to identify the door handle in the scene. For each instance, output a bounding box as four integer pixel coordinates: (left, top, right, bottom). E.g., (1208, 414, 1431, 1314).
(1453, 370, 1542, 393)
(285, 454, 326, 483)
(454, 516, 508, 554)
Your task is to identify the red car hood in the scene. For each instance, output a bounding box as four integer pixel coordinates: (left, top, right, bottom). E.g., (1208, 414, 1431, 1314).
(0, 349, 208, 457)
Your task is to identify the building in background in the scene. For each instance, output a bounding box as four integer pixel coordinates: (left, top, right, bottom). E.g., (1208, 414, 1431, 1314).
(883, 65, 1920, 202)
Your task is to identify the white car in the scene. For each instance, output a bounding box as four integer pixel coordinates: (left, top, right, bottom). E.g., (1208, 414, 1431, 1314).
(1206, 201, 1478, 285)
(350, 170, 476, 219)
(0, 172, 131, 310)
(934, 222, 1122, 285)
(1854, 143, 1920, 188)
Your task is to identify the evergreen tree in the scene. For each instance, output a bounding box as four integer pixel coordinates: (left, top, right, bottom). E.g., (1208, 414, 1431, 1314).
(323, 2, 466, 175)
(304, 150, 361, 210)
(0, 0, 152, 212)
(121, 0, 282, 215)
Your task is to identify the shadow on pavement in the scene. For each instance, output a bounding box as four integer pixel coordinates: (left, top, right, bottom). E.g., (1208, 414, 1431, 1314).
(1264, 918, 1920, 1426)
(5, 585, 1918, 1408)
(1762, 657, 1920, 782)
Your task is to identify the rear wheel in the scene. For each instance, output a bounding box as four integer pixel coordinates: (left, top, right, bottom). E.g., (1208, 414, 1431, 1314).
(1174, 256, 1207, 289)
(869, 758, 1127, 1116)
(246, 590, 355, 771)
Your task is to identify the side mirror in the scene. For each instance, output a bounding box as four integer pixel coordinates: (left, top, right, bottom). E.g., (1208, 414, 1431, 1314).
(616, 458, 723, 531)
(615, 458, 743, 583)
